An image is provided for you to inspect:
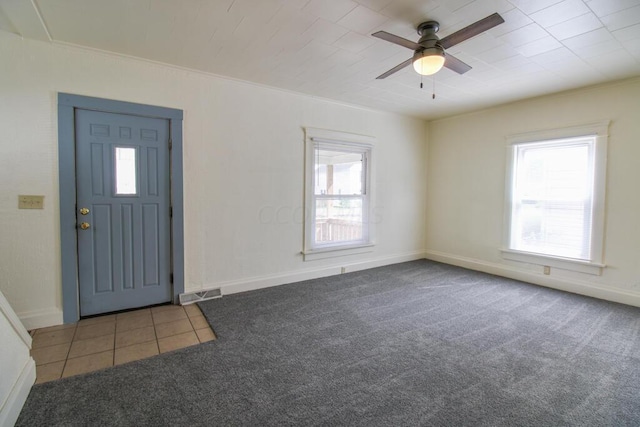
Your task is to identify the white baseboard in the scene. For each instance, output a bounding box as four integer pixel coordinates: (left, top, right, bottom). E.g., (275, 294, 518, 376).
(187, 251, 427, 297)
(425, 250, 640, 308)
(0, 357, 36, 427)
(18, 307, 64, 331)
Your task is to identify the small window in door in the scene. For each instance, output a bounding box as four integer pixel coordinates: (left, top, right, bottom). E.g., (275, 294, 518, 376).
(114, 146, 137, 195)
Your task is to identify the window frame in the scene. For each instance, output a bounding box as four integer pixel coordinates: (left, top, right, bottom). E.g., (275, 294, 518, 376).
(303, 127, 375, 261)
(502, 121, 609, 275)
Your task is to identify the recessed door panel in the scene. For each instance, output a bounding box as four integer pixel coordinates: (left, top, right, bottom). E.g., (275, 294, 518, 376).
(90, 143, 105, 196)
(121, 204, 134, 290)
(142, 204, 159, 287)
(92, 204, 113, 294)
(147, 148, 159, 196)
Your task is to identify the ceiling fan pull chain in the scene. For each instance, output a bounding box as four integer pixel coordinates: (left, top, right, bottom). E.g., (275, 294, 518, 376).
(432, 75, 436, 99)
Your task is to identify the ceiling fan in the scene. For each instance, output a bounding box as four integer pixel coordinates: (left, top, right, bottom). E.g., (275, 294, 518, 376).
(372, 13, 505, 79)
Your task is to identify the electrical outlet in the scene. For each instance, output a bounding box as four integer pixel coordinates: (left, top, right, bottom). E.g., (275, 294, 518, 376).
(543, 266, 551, 275)
(18, 195, 44, 209)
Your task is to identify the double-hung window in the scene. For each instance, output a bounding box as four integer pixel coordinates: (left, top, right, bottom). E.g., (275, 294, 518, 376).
(303, 128, 374, 260)
(503, 122, 608, 274)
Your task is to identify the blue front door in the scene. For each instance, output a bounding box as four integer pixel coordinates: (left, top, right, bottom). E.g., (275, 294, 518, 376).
(75, 109, 172, 316)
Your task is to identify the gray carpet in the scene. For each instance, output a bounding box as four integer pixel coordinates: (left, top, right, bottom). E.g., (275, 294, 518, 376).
(16, 260, 640, 426)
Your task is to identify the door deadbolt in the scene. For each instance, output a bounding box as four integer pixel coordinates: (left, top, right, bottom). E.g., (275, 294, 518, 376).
(80, 222, 91, 230)
(79, 207, 90, 215)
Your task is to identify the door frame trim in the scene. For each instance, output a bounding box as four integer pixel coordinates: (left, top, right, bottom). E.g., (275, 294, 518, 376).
(58, 93, 184, 323)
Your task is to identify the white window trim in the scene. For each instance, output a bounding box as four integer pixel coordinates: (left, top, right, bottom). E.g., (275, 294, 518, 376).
(502, 121, 609, 275)
(303, 127, 375, 261)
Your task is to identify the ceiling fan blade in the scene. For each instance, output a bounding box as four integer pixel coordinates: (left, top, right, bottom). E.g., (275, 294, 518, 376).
(376, 58, 413, 79)
(371, 31, 421, 51)
(443, 53, 472, 74)
(440, 13, 504, 49)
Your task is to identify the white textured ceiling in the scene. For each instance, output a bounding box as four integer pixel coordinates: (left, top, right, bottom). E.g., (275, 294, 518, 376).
(2, 0, 640, 119)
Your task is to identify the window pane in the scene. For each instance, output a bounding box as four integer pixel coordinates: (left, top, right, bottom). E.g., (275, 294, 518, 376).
(511, 141, 593, 260)
(315, 198, 363, 245)
(115, 147, 137, 195)
(314, 148, 363, 196)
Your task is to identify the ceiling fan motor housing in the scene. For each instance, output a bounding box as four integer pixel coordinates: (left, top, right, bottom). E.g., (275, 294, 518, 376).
(416, 21, 444, 57)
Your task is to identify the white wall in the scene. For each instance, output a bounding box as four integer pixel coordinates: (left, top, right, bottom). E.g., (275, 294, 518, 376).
(0, 32, 428, 328)
(426, 77, 640, 306)
(0, 290, 35, 426)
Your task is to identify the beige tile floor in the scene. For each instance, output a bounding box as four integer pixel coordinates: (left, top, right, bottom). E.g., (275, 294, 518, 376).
(29, 304, 216, 384)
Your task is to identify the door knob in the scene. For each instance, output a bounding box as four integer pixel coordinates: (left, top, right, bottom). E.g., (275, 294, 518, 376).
(79, 207, 90, 215)
(80, 222, 90, 230)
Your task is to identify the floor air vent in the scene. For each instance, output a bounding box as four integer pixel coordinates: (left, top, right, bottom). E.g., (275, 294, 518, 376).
(179, 289, 222, 305)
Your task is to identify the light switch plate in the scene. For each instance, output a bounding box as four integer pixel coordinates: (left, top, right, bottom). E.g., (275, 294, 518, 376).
(18, 195, 44, 209)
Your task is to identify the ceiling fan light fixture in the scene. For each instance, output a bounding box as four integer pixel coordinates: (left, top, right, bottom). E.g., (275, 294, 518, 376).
(412, 49, 445, 76)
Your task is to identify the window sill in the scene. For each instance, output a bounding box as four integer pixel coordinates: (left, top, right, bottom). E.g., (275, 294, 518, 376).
(302, 243, 374, 261)
(501, 249, 605, 276)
